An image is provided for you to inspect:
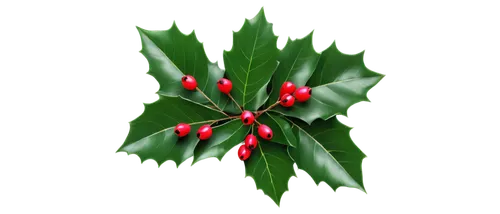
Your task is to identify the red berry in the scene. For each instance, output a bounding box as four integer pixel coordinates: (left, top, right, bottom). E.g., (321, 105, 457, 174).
(196, 124, 212, 140)
(280, 81, 296, 97)
(244, 134, 258, 150)
(294, 86, 312, 102)
(238, 145, 252, 161)
(258, 124, 273, 140)
(217, 78, 233, 94)
(240, 110, 255, 125)
(280, 93, 295, 107)
(174, 123, 191, 137)
(181, 75, 197, 90)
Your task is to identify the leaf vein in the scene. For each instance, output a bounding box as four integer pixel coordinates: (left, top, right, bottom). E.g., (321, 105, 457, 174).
(283, 117, 359, 187)
(243, 84, 267, 106)
(258, 144, 278, 201)
(240, 48, 250, 60)
(171, 105, 196, 122)
(204, 122, 244, 150)
(264, 153, 288, 164)
(242, 18, 262, 107)
(284, 46, 303, 82)
(248, 57, 272, 73)
(266, 113, 292, 146)
(251, 156, 264, 175)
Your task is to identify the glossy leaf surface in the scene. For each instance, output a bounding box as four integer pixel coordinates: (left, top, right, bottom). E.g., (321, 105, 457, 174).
(273, 42, 384, 124)
(257, 113, 297, 147)
(223, 9, 279, 111)
(192, 119, 250, 164)
(121, 7, 384, 207)
(245, 142, 295, 206)
(288, 117, 366, 192)
(268, 32, 320, 103)
(118, 96, 226, 166)
(137, 25, 230, 110)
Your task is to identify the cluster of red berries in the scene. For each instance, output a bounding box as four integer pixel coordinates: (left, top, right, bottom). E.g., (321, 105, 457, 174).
(174, 75, 311, 161)
(278, 81, 312, 107)
(174, 123, 212, 139)
(237, 111, 273, 161)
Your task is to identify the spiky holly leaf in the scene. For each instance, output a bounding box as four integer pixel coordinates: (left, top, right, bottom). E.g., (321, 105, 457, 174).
(192, 119, 250, 164)
(273, 42, 384, 124)
(257, 112, 297, 147)
(223, 8, 279, 111)
(287, 117, 366, 192)
(120, 7, 382, 207)
(117, 96, 226, 167)
(245, 142, 295, 206)
(268, 32, 320, 103)
(137, 25, 238, 113)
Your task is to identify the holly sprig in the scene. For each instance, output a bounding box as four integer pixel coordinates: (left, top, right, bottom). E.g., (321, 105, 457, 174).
(178, 73, 312, 161)
(118, 8, 384, 206)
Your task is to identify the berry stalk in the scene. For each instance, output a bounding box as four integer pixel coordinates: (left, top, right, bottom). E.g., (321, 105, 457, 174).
(227, 93, 243, 112)
(196, 87, 228, 116)
(255, 101, 280, 118)
(189, 116, 236, 126)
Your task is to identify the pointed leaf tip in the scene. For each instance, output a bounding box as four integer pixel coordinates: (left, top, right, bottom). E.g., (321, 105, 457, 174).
(273, 38, 383, 124)
(258, 7, 266, 16)
(134, 24, 142, 31)
(223, 7, 279, 111)
(289, 117, 367, 192)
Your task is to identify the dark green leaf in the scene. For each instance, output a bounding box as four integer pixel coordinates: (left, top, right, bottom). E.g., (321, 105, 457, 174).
(268, 32, 320, 103)
(137, 24, 230, 110)
(273, 42, 384, 124)
(223, 8, 279, 111)
(245, 142, 295, 206)
(117, 96, 227, 167)
(192, 119, 250, 164)
(287, 117, 366, 192)
(257, 113, 297, 147)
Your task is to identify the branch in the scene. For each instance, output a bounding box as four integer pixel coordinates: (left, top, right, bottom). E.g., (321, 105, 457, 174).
(189, 116, 235, 126)
(196, 87, 228, 116)
(208, 115, 239, 125)
(227, 93, 243, 112)
(255, 101, 280, 118)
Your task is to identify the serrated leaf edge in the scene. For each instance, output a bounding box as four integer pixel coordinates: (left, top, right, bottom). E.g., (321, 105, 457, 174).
(243, 143, 298, 208)
(285, 117, 368, 196)
(191, 119, 249, 165)
(117, 96, 227, 167)
(266, 112, 297, 148)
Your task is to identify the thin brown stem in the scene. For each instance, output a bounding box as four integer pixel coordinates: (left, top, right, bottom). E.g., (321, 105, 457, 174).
(196, 87, 227, 116)
(227, 93, 243, 112)
(190, 117, 231, 126)
(255, 101, 280, 118)
(254, 120, 262, 126)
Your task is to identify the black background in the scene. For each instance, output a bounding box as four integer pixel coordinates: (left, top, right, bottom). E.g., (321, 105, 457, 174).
(103, 0, 403, 213)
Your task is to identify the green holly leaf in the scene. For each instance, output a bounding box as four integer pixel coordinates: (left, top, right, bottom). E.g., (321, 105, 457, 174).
(192, 119, 250, 164)
(245, 142, 295, 206)
(121, 7, 382, 207)
(117, 96, 226, 167)
(268, 32, 320, 103)
(287, 117, 366, 192)
(137, 24, 230, 111)
(223, 8, 279, 111)
(273, 42, 384, 124)
(257, 112, 297, 147)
